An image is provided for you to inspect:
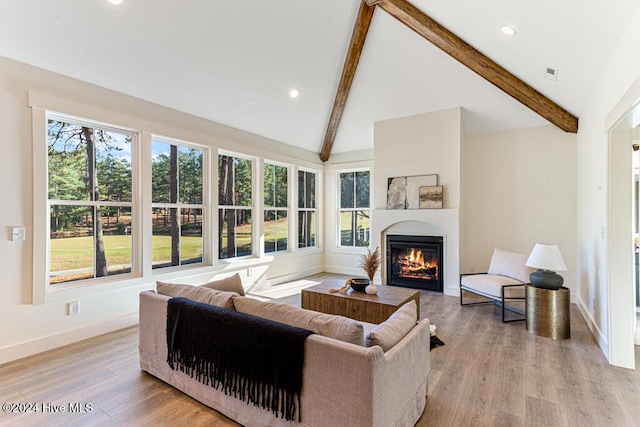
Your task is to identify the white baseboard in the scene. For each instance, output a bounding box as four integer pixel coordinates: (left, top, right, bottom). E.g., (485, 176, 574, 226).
(576, 296, 609, 359)
(324, 265, 361, 277)
(0, 313, 139, 366)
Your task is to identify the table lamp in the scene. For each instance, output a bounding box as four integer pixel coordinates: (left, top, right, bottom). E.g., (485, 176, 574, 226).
(525, 243, 567, 290)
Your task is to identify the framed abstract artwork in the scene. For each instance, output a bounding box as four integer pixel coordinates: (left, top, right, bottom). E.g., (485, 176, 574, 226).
(387, 174, 438, 209)
(419, 185, 443, 209)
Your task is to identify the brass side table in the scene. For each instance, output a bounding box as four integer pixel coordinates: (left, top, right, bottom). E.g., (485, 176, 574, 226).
(525, 284, 570, 339)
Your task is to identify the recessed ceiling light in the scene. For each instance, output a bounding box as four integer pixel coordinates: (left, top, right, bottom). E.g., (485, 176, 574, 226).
(500, 25, 516, 36)
(290, 88, 300, 99)
(108, 0, 123, 5)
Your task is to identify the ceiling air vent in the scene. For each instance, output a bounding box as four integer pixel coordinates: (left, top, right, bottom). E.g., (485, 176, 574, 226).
(545, 66, 558, 81)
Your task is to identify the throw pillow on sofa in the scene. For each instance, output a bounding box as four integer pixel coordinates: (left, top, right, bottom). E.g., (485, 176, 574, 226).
(201, 273, 245, 296)
(233, 297, 365, 346)
(366, 300, 417, 352)
(156, 282, 238, 310)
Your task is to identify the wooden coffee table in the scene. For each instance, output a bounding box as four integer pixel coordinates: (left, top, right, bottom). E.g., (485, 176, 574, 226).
(301, 281, 420, 324)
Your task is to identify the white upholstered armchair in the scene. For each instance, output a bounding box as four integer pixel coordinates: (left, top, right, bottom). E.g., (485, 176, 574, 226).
(460, 248, 535, 323)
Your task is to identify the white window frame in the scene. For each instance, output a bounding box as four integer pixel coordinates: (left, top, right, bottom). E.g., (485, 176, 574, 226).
(150, 136, 210, 273)
(32, 103, 214, 304)
(263, 160, 291, 254)
(337, 168, 371, 249)
(33, 110, 144, 303)
(296, 167, 319, 250)
(217, 150, 256, 261)
(29, 92, 321, 304)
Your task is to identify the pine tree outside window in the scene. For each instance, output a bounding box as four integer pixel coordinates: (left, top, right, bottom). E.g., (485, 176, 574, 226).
(298, 169, 317, 248)
(151, 139, 205, 269)
(264, 162, 289, 253)
(218, 153, 253, 259)
(47, 116, 134, 284)
(338, 170, 370, 247)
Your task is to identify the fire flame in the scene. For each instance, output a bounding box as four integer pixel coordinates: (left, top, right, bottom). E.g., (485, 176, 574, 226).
(398, 248, 437, 279)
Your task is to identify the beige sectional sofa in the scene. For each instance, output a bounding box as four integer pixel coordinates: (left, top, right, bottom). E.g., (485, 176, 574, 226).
(139, 283, 430, 427)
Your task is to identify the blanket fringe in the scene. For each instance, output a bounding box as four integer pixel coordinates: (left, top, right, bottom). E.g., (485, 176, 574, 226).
(166, 297, 312, 421)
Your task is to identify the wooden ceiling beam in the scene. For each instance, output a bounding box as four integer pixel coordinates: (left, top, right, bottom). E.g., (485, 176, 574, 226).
(370, 0, 578, 133)
(320, 1, 376, 162)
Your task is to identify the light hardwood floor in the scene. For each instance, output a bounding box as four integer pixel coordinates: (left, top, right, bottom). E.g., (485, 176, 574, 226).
(1, 277, 639, 426)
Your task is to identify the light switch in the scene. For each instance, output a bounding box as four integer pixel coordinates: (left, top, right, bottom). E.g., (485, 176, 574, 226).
(12, 227, 25, 242)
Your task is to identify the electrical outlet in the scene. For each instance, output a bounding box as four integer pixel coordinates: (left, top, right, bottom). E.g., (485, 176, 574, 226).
(68, 301, 79, 316)
(247, 267, 253, 277)
(469, 266, 475, 273)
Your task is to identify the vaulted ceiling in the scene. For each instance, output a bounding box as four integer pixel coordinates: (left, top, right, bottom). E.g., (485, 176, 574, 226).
(1, 0, 639, 159)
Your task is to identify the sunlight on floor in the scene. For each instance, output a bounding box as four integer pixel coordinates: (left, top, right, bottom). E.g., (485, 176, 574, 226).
(248, 278, 323, 301)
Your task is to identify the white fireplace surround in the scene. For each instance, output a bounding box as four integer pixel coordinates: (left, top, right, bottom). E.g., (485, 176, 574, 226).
(372, 209, 460, 296)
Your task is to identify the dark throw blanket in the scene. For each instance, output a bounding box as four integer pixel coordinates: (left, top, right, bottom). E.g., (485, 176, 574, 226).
(166, 297, 314, 421)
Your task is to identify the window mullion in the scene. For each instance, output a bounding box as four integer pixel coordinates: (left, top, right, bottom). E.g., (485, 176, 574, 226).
(291, 166, 298, 252)
(256, 158, 264, 258)
(139, 131, 152, 278)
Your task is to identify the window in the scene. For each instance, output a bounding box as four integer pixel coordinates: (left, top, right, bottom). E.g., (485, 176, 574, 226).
(151, 139, 205, 269)
(47, 116, 134, 284)
(218, 153, 253, 259)
(338, 170, 370, 247)
(298, 169, 317, 248)
(264, 162, 288, 253)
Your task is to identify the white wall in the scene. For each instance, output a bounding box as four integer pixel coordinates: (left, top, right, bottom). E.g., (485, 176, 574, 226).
(577, 4, 640, 367)
(371, 108, 462, 295)
(373, 108, 462, 209)
(0, 56, 324, 364)
(462, 125, 577, 297)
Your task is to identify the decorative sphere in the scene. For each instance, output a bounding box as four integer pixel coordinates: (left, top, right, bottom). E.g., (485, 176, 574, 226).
(365, 284, 378, 295)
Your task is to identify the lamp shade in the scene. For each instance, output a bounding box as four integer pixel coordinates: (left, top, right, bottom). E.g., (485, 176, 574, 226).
(525, 244, 567, 271)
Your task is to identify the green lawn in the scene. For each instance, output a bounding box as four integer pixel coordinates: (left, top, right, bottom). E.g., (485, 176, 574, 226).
(50, 235, 203, 272)
(51, 216, 318, 280)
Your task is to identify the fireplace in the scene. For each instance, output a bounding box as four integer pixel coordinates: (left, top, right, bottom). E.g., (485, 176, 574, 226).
(386, 234, 443, 292)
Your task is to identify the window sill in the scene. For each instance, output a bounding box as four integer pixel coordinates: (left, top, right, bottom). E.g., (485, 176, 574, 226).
(36, 249, 324, 304)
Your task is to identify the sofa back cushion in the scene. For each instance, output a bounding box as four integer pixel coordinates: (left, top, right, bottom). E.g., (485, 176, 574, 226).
(201, 273, 245, 296)
(487, 248, 534, 284)
(233, 297, 364, 346)
(365, 301, 417, 352)
(156, 282, 238, 310)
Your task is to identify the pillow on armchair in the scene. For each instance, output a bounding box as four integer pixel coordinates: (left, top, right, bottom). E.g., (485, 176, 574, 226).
(487, 248, 535, 284)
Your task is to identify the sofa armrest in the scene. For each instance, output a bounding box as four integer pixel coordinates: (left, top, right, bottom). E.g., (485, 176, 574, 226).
(301, 319, 430, 427)
(139, 291, 169, 361)
(372, 319, 430, 425)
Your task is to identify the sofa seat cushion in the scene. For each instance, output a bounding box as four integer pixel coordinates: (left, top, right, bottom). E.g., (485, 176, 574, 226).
(460, 274, 524, 299)
(233, 296, 364, 346)
(487, 248, 535, 284)
(156, 282, 238, 310)
(365, 301, 417, 352)
(201, 273, 245, 296)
